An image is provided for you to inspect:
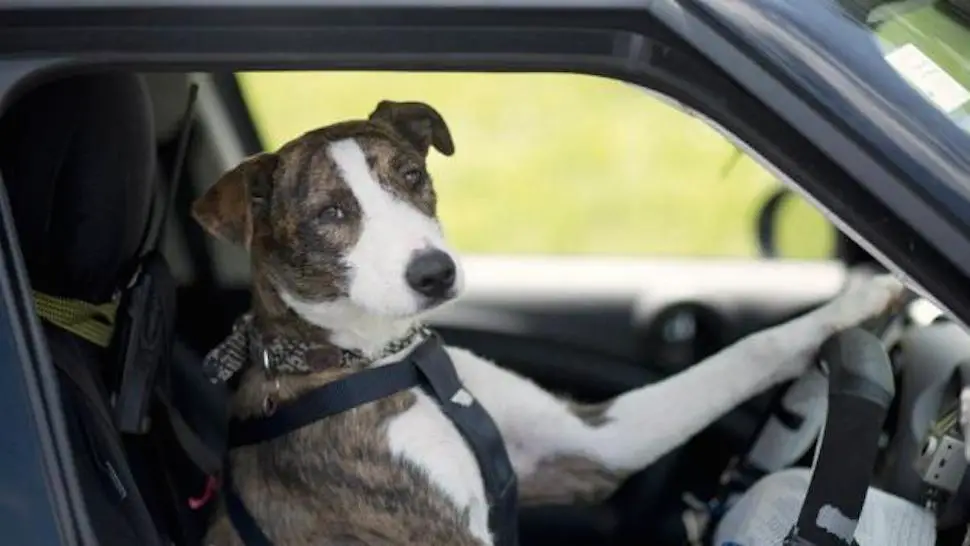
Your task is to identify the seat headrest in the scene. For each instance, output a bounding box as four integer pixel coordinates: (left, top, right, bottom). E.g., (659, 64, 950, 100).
(0, 72, 156, 304)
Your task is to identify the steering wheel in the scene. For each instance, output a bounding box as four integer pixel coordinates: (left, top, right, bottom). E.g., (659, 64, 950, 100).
(713, 278, 970, 546)
(704, 278, 917, 544)
(792, 290, 970, 545)
(714, 274, 911, 476)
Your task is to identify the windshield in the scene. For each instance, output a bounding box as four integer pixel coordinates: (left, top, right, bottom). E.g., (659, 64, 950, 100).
(845, 0, 970, 134)
(690, 0, 970, 237)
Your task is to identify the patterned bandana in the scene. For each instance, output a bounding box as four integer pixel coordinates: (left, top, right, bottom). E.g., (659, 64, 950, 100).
(201, 312, 431, 384)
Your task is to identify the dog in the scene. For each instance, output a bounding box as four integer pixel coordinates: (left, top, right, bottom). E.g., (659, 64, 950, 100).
(191, 100, 907, 546)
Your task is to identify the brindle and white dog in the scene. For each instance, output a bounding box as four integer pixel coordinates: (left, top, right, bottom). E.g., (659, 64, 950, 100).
(192, 100, 907, 546)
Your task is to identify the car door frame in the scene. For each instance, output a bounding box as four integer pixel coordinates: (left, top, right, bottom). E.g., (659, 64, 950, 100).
(2, 0, 966, 321)
(0, 146, 92, 545)
(1, 2, 970, 545)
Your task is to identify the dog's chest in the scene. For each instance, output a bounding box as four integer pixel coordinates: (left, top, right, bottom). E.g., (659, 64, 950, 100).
(385, 387, 492, 545)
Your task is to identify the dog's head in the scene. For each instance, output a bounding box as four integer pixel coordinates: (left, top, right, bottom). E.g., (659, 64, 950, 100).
(192, 100, 462, 326)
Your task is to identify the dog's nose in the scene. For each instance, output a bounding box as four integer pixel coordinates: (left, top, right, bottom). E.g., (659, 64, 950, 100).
(406, 249, 457, 299)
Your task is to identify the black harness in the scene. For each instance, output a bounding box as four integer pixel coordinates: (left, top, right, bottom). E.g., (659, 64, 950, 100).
(220, 333, 519, 546)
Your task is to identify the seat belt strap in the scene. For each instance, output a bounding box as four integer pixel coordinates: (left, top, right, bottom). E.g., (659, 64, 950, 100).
(155, 387, 224, 476)
(224, 463, 274, 546)
(228, 357, 422, 448)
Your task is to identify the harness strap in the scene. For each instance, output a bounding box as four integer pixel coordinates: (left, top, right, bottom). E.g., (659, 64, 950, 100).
(409, 338, 519, 546)
(225, 335, 519, 546)
(229, 358, 422, 447)
(225, 357, 426, 546)
(224, 464, 273, 546)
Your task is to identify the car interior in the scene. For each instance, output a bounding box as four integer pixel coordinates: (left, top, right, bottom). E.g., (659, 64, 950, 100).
(2, 59, 970, 546)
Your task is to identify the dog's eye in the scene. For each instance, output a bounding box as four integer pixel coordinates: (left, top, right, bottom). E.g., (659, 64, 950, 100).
(320, 205, 345, 221)
(403, 168, 425, 188)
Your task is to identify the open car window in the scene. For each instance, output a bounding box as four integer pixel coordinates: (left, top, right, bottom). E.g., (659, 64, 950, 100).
(236, 71, 835, 260)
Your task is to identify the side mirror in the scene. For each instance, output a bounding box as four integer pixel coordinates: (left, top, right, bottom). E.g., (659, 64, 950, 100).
(755, 186, 838, 259)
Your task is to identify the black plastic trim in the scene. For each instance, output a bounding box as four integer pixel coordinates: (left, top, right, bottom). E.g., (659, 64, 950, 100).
(1, 7, 963, 338)
(667, 0, 970, 323)
(209, 72, 264, 156)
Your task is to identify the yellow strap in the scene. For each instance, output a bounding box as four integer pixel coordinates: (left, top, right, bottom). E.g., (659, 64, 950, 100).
(32, 291, 119, 348)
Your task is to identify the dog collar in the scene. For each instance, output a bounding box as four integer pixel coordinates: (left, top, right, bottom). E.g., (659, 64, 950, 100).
(201, 312, 431, 383)
(338, 325, 432, 369)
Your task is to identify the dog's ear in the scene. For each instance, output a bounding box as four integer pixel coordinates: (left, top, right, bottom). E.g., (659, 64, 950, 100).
(369, 100, 455, 157)
(191, 152, 278, 248)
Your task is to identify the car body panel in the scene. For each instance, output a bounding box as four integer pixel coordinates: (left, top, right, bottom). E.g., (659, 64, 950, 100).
(670, 0, 970, 317)
(1, 0, 966, 324)
(0, 169, 80, 546)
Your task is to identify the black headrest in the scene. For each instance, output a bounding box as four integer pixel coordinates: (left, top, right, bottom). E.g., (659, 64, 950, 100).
(0, 72, 156, 303)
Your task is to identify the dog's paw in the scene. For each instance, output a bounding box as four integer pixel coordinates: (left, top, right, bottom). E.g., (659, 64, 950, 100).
(824, 273, 908, 331)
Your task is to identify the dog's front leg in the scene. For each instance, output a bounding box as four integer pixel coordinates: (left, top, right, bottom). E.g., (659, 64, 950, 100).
(451, 274, 906, 505)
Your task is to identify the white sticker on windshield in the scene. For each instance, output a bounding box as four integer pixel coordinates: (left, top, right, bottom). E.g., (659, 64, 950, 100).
(885, 43, 970, 113)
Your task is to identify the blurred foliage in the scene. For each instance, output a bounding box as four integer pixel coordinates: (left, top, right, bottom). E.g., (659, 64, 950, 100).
(238, 71, 832, 258)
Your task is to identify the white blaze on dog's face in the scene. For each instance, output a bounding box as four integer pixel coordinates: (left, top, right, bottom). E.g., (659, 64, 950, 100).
(191, 101, 461, 348)
(325, 136, 463, 317)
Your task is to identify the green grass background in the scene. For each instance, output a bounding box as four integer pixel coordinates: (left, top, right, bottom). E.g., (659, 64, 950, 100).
(237, 72, 832, 258)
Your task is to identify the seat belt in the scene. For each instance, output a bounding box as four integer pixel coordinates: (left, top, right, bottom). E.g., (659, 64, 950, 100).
(225, 334, 519, 546)
(114, 83, 198, 435)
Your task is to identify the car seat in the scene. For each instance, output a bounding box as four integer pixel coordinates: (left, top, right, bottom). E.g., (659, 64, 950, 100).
(0, 71, 224, 546)
(0, 71, 168, 545)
